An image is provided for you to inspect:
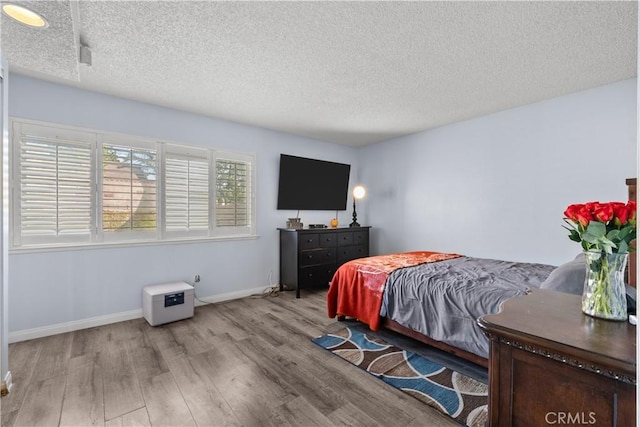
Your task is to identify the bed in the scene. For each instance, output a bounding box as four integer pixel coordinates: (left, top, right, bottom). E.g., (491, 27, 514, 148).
(328, 179, 637, 368)
(327, 252, 559, 367)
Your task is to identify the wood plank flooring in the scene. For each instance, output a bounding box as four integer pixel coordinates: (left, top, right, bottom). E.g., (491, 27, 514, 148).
(1, 289, 468, 426)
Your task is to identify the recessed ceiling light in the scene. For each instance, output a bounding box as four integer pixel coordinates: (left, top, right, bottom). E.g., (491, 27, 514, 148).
(2, 3, 48, 28)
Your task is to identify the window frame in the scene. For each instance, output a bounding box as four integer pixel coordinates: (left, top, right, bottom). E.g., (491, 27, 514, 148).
(98, 134, 160, 244)
(162, 143, 212, 240)
(10, 118, 258, 251)
(213, 150, 257, 238)
(11, 121, 97, 248)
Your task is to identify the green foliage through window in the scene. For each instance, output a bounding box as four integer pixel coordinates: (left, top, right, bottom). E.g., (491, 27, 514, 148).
(102, 144, 157, 232)
(216, 159, 249, 227)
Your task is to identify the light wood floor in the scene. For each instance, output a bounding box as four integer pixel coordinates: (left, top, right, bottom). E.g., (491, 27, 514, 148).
(1, 289, 465, 427)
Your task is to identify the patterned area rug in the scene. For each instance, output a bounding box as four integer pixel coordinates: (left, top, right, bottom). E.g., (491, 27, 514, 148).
(313, 327, 488, 427)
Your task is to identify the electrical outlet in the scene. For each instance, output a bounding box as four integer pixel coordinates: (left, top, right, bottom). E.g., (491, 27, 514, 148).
(194, 274, 201, 284)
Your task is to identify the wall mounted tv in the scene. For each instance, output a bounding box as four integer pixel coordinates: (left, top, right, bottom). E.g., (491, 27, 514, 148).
(277, 154, 351, 211)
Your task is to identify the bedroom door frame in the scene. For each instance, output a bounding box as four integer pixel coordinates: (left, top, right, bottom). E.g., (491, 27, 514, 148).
(0, 53, 10, 397)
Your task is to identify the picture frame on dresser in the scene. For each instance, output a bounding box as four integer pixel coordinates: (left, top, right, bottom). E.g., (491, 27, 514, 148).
(278, 226, 370, 298)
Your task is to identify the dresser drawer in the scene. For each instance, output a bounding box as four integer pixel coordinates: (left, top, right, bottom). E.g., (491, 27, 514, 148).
(337, 232, 354, 246)
(338, 245, 368, 263)
(319, 233, 337, 247)
(299, 264, 337, 287)
(299, 248, 336, 266)
(352, 230, 368, 245)
(299, 234, 319, 250)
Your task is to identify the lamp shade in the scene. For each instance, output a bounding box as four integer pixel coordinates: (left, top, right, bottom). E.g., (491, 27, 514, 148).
(353, 185, 366, 200)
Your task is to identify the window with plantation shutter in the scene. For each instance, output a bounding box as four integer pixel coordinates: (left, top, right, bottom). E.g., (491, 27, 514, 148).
(164, 145, 209, 237)
(13, 122, 94, 246)
(101, 140, 157, 240)
(11, 119, 256, 250)
(214, 152, 255, 236)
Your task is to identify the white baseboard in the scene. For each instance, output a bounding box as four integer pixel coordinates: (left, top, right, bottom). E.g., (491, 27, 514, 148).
(8, 285, 269, 343)
(9, 309, 143, 343)
(193, 285, 270, 305)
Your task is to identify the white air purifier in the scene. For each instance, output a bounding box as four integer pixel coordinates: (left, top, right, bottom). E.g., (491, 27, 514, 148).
(142, 282, 194, 326)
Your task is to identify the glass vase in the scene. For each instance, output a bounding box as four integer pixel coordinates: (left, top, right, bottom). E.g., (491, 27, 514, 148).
(582, 251, 628, 321)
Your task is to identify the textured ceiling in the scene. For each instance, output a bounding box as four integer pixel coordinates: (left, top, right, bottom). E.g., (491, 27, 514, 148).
(1, 1, 637, 146)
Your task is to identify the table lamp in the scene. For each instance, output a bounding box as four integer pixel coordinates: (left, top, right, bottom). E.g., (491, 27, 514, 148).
(350, 185, 366, 227)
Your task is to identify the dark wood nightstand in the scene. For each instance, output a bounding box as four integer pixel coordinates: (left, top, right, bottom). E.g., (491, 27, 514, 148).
(478, 289, 636, 426)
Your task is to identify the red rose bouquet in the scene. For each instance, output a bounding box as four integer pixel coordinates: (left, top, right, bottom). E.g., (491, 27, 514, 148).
(564, 201, 636, 254)
(563, 201, 636, 320)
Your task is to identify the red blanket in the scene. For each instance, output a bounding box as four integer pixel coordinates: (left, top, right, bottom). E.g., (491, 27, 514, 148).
(327, 251, 462, 330)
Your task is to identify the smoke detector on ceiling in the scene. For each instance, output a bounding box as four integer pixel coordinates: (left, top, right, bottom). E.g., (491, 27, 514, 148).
(79, 44, 92, 67)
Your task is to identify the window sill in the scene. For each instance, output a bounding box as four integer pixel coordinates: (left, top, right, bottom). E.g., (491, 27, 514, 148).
(9, 234, 259, 255)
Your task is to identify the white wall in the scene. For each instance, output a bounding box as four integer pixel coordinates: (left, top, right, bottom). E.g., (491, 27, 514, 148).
(8, 75, 360, 335)
(360, 79, 637, 266)
(7, 75, 638, 336)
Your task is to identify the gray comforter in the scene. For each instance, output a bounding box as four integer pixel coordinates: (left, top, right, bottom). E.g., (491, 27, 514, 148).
(380, 256, 555, 359)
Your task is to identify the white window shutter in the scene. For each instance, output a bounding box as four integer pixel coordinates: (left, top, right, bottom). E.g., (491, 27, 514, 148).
(165, 145, 209, 237)
(15, 123, 94, 246)
(101, 142, 158, 240)
(214, 151, 255, 236)
(12, 120, 257, 249)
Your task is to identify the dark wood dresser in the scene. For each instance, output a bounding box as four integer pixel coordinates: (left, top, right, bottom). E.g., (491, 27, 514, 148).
(279, 226, 370, 298)
(478, 290, 636, 426)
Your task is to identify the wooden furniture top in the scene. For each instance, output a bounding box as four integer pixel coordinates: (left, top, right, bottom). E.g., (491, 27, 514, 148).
(478, 289, 636, 382)
(278, 226, 371, 232)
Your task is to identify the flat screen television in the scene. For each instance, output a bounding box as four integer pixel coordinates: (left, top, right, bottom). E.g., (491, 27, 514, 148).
(277, 154, 351, 211)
